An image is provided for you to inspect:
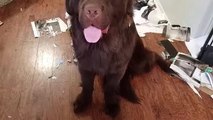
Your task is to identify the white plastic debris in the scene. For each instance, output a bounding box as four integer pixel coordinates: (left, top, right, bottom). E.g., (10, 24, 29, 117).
(8, 116, 12, 119)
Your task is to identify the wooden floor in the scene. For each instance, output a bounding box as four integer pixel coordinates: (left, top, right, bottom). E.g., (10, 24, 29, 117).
(0, 0, 213, 120)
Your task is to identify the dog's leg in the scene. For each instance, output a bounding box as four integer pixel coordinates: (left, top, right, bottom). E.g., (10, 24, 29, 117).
(73, 69, 95, 113)
(120, 69, 140, 103)
(103, 73, 122, 118)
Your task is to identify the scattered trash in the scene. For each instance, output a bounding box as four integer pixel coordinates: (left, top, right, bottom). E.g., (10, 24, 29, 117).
(133, 2, 168, 37)
(73, 58, 78, 64)
(170, 52, 213, 98)
(67, 59, 72, 63)
(134, 0, 149, 10)
(55, 59, 64, 68)
(31, 17, 68, 38)
(70, 42, 73, 46)
(163, 25, 191, 42)
(159, 40, 178, 59)
(48, 75, 57, 80)
(65, 12, 72, 30)
(0, 0, 13, 7)
(7, 116, 12, 119)
(62, 90, 65, 93)
(0, 21, 3, 26)
(141, 3, 156, 20)
(53, 43, 58, 48)
(20, 8, 23, 12)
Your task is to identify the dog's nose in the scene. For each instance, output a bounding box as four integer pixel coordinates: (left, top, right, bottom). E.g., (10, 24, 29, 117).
(84, 4, 102, 20)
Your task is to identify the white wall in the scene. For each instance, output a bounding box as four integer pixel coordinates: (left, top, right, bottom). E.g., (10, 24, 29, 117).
(156, 0, 213, 38)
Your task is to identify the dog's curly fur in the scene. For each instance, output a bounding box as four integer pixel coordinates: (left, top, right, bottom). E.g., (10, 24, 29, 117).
(66, 0, 171, 117)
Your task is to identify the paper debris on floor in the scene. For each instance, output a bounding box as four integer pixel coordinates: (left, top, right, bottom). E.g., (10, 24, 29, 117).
(73, 58, 78, 64)
(53, 43, 58, 48)
(170, 52, 213, 98)
(0, 21, 3, 26)
(65, 12, 72, 29)
(31, 17, 68, 38)
(67, 59, 72, 63)
(48, 75, 57, 80)
(0, 0, 13, 7)
(162, 25, 191, 42)
(133, 0, 168, 37)
(55, 59, 64, 68)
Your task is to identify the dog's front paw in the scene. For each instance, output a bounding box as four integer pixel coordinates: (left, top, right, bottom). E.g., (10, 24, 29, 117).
(104, 103, 120, 118)
(73, 93, 92, 113)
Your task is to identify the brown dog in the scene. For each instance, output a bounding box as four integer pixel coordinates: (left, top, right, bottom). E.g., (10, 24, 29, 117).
(66, 0, 171, 117)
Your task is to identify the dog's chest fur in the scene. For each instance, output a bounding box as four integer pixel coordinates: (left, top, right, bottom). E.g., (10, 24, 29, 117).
(71, 18, 136, 75)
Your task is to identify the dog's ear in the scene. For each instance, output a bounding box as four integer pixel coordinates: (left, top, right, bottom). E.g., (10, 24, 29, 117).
(66, 0, 79, 16)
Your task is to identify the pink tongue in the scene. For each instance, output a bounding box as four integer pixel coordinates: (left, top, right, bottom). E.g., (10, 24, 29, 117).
(83, 26, 102, 43)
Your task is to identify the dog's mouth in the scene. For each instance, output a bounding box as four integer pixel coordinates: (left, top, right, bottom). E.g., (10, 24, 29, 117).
(83, 24, 110, 43)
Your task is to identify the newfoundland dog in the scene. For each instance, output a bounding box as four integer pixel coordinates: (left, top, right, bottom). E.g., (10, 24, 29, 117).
(66, 0, 170, 117)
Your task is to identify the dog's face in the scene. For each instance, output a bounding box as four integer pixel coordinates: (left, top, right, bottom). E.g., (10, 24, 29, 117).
(78, 0, 112, 30)
(67, 0, 133, 42)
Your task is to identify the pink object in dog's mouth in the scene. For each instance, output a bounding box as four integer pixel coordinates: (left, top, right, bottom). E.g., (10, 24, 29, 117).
(83, 25, 109, 43)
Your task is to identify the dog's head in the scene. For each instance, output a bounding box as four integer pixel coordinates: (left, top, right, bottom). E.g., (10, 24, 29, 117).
(66, 0, 133, 43)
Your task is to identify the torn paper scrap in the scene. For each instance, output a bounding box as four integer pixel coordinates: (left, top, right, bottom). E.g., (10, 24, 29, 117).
(163, 25, 191, 42)
(73, 58, 78, 63)
(53, 43, 58, 48)
(31, 17, 68, 38)
(0, 21, 3, 26)
(67, 59, 72, 63)
(65, 12, 72, 29)
(0, 0, 13, 7)
(56, 59, 64, 68)
(48, 75, 57, 80)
